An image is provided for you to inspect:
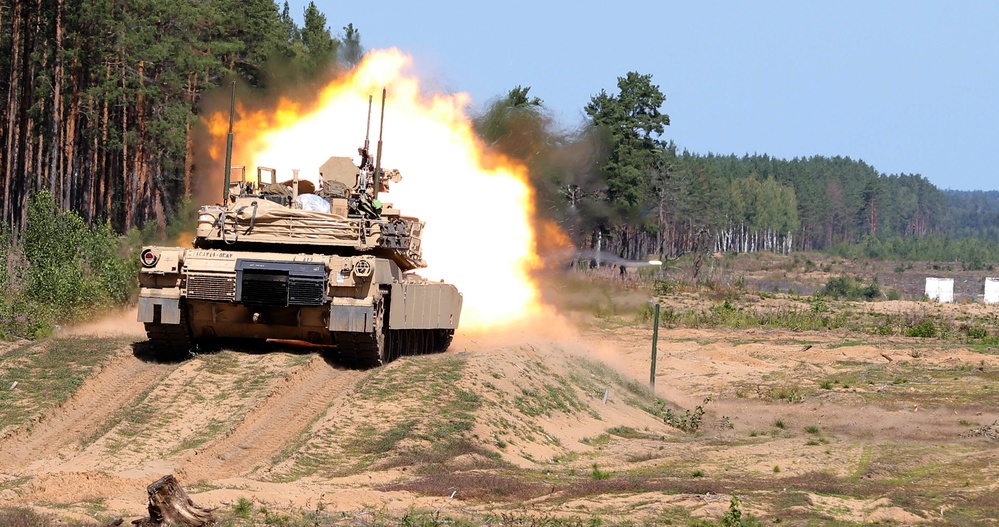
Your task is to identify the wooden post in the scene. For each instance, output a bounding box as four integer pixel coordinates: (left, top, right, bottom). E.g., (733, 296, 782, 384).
(650, 302, 660, 390)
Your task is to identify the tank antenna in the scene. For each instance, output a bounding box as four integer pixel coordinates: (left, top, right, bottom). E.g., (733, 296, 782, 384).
(222, 81, 236, 203)
(373, 88, 386, 201)
(359, 95, 373, 171)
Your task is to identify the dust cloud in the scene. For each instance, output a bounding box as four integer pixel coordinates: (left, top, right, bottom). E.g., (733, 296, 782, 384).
(62, 307, 145, 338)
(452, 303, 579, 350)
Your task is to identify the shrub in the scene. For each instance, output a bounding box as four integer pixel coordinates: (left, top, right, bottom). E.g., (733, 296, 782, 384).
(591, 464, 610, 480)
(822, 275, 880, 301)
(0, 506, 104, 526)
(963, 324, 988, 340)
(822, 276, 854, 298)
(860, 277, 881, 300)
(907, 320, 938, 338)
(0, 190, 137, 338)
(660, 398, 709, 433)
(653, 277, 681, 296)
(233, 497, 253, 518)
(809, 293, 828, 313)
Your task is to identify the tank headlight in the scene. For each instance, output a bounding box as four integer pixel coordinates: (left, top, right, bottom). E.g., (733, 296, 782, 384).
(140, 248, 159, 268)
(353, 259, 372, 277)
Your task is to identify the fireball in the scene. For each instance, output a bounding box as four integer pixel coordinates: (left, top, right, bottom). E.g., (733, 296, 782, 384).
(206, 49, 544, 332)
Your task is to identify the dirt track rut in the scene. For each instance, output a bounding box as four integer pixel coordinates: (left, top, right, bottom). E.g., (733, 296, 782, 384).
(0, 349, 176, 473)
(179, 354, 363, 481)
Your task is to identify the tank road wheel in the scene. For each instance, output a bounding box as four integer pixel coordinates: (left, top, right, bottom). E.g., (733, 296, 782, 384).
(406, 329, 420, 356)
(421, 330, 434, 355)
(381, 330, 392, 364)
(392, 330, 405, 357)
(384, 329, 402, 364)
(408, 330, 421, 355)
(143, 305, 194, 361)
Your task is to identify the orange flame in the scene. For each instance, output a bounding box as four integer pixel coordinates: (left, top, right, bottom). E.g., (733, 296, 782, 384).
(206, 49, 546, 331)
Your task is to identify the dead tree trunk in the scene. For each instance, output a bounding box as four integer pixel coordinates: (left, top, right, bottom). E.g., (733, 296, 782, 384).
(132, 475, 214, 527)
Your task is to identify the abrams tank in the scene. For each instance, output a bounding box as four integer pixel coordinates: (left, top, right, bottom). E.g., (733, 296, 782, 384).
(136, 89, 462, 365)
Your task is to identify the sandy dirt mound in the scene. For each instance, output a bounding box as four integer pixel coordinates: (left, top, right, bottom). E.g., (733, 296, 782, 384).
(180, 354, 363, 481)
(0, 347, 176, 472)
(3, 304, 999, 524)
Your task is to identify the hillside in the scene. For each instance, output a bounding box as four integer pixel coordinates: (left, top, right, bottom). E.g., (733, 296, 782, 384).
(3, 264, 999, 525)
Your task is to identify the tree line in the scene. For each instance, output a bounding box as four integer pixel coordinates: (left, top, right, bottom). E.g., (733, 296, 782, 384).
(475, 77, 997, 265)
(0, 0, 362, 337)
(0, 0, 359, 233)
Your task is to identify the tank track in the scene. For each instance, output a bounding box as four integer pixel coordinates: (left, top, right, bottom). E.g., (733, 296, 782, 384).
(143, 310, 195, 361)
(334, 331, 383, 367)
(335, 328, 455, 367)
(432, 329, 454, 353)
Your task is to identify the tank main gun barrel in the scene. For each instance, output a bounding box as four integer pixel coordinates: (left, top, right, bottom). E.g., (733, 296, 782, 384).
(223, 81, 236, 203)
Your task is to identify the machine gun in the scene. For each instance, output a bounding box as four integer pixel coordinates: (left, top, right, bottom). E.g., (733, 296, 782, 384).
(351, 89, 391, 217)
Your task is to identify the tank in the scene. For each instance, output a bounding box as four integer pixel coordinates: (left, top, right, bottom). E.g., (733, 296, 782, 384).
(136, 90, 462, 365)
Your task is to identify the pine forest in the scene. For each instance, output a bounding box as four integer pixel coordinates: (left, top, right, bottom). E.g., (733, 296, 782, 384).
(2, 0, 998, 275)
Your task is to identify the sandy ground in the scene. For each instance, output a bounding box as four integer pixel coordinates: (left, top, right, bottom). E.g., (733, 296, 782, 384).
(2, 301, 999, 525)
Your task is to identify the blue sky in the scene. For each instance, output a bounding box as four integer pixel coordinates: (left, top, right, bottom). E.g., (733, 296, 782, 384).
(287, 1, 999, 191)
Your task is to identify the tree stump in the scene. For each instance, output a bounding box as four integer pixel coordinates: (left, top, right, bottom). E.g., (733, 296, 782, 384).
(131, 475, 214, 527)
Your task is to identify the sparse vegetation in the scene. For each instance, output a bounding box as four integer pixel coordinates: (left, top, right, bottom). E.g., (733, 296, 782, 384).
(0, 337, 126, 432)
(580, 433, 611, 446)
(233, 497, 253, 519)
(0, 507, 105, 527)
(907, 319, 938, 338)
(822, 275, 881, 300)
(721, 496, 763, 527)
(756, 382, 804, 403)
(659, 398, 710, 433)
(609, 252, 999, 346)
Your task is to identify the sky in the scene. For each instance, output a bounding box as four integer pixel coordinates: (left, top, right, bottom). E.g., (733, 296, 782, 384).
(287, 0, 999, 192)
